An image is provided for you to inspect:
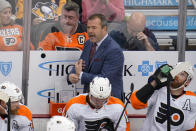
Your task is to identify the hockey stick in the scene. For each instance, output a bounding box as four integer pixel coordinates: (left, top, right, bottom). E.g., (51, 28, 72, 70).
(167, 76, 173, 131)
(7, 98, 11, 131)
(114, 83, 134, 131)
(167, 83, 171, 131)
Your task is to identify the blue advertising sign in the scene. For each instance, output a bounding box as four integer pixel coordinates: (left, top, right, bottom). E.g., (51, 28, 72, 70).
(124, 0, 193, 7)
(146, 16, 196, 30)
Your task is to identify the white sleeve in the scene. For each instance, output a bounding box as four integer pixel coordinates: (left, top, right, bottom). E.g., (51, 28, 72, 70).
(116, 113, 128, 131)
(113, 106, 127, 131)
(183, 99, 196, 130)
(14, 116, 33, 131)
(148, 89, 160, 107)
(18, 123, 33, 131)
(66, 105, 79, 129)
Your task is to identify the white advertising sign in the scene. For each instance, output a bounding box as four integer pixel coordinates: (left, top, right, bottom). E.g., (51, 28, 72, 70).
(0, 51, 23, 88)
(2, 51, 195, 116)
(28, 51, 179, 115)
(123, 51, 178, 114)
(185, 52, 196, 93)
(28, 51, 82, 115)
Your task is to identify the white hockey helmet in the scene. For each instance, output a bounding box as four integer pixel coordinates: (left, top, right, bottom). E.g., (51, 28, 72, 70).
(89, 77, 112, 99)
(0, 81, 22, 102)
(170, 61, 194, 81)
(0, 91, 9, 103)
(47, 116, 75, 131)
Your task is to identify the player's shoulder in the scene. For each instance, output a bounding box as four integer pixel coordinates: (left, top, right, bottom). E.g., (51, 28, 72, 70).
(66, 94, 87, 109)
(107, 96, 124, 107)
(18, 104, 32, 113)
(17, 104, 32, 121)
(185, 91, 196, 98)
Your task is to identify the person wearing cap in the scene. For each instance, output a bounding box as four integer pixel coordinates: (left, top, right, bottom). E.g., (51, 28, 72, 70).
(64, 77, 130, 131)
(131, 62, 196, 130)
(47, 116, 76, 131)
(0, 0, 34, 51)
(0, 81, 34, 131)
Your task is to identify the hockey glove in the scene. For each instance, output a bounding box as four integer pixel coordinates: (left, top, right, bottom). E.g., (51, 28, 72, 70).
(148, 64, 173, 90)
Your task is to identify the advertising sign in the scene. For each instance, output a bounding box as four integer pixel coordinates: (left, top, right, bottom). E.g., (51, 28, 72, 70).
(28, 51, 179, 115)
(146, 16, 196, 30)
(124, 0, 193, 7)
(0, 51, 23, 88)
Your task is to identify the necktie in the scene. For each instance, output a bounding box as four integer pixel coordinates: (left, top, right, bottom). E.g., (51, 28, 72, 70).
(89, 43, 97, 63)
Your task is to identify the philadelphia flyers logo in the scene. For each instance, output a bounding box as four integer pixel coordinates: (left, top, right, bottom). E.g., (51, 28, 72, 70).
(155, 102, 184, 126)
(3, 37, 17, 46)
(85, 118, 114, 130)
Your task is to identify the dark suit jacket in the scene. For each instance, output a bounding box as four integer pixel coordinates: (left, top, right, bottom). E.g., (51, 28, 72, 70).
(70, 35, 124, 100)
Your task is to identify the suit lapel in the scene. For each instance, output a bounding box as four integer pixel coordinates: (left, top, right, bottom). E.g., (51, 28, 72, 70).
(88, 36, 110, 69)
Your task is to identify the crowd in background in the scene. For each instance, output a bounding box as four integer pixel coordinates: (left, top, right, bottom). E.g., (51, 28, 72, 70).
(1, 0, 196, 130)
(0, 0, 162, 51)
(1, 0, 196, 51)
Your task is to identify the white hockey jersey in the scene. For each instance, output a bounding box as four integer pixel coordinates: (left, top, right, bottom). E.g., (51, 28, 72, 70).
(0, 117, 7, 131)
(132, 87, 196, 131)
(0, 104, 33, 131)
(64, 94, 130, 131)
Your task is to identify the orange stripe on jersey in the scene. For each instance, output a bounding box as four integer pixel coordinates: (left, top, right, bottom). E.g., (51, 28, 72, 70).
(131, 91, 148, 109)
(107, 96, 124, 106)
(39, 31, 89, 51)
(65, 95, 87, 111)
(185, 91, 196, 97)
(17, 104, 32, 121)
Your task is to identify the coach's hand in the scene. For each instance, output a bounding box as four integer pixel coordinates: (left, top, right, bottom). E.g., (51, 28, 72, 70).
(69, 74, 79, 84)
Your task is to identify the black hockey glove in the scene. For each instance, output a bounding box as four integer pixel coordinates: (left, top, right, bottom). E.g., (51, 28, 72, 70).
(148, 64, 173, 90)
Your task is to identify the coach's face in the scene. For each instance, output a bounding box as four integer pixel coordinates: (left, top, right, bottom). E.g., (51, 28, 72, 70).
(87, 18, 107, 43)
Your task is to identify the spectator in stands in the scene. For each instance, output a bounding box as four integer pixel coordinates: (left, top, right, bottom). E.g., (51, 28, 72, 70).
(81, 0, 125, 24)
(6, 0, 16, 15)
(38, 1, 88, 50)
(0, 81, 34, 130)
(64, 77, 130, 131)
(131, 62, 196, 130)
(110, 12, 159, 51)
(191, 0, 196, 8)
(0, 0, 34, 51)
(47, 116, 75, 131)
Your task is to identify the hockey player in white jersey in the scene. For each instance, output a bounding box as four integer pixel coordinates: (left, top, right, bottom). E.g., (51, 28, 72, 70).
(64, 77, 130, 131)
(47, 116, 75, 131)
(0, 90, 10, 131)
(0, 81, 34, 131)
(131, 62, 196, 131)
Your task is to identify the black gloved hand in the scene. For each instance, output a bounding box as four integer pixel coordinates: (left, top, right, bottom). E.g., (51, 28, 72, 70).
(148, 64, 173, 90)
